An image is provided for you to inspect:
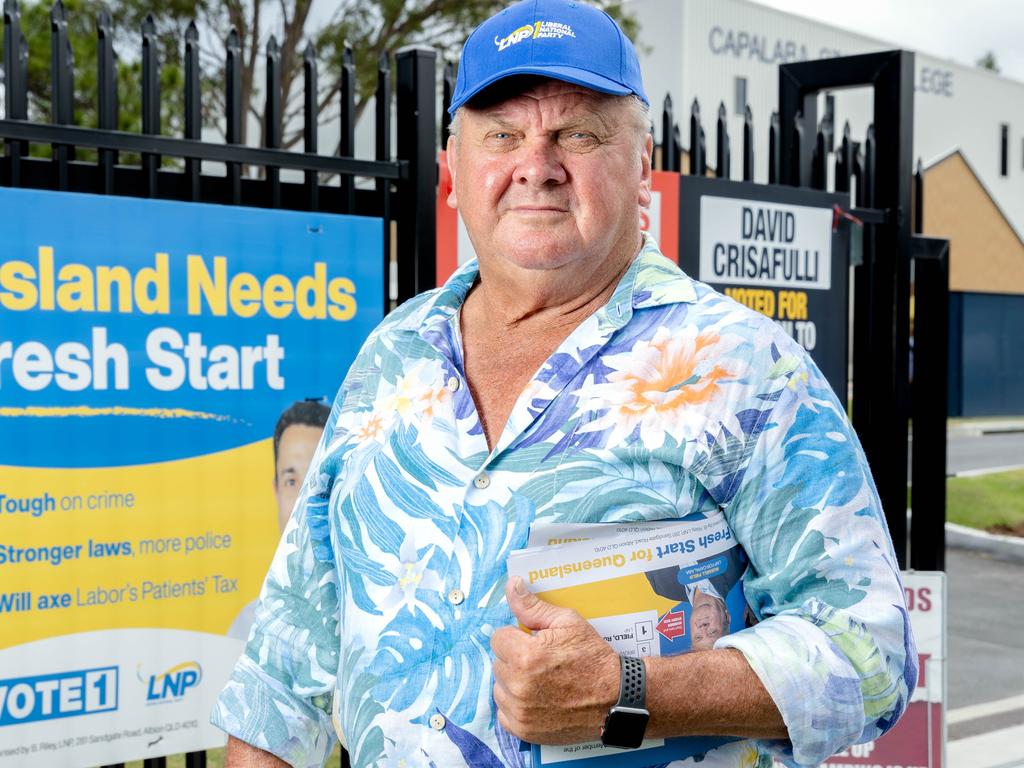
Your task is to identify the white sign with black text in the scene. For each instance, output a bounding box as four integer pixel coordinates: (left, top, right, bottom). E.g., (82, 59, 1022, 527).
(699, 196, 832, 290)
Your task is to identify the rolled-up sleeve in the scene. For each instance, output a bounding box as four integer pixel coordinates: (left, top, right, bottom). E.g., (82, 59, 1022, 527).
(716, 353, 917, 766)
(211, 413, 342, 767)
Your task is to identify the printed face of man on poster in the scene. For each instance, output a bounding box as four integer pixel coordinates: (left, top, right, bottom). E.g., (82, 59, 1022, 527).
(690, 587, 730, 651)
(272, 400, 330, 531)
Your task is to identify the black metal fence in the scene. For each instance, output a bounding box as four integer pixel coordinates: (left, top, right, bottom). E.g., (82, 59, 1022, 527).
(1, 1, 443, 766)
(1, 0, 442, 311)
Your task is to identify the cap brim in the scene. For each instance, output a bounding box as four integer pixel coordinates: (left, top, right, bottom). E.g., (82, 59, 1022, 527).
(448, 64, 642, 115)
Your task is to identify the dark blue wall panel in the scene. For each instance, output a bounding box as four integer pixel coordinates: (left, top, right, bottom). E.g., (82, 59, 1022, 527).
(957, 292, 1024, 417)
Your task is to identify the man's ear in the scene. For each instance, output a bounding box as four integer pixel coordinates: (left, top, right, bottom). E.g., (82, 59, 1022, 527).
(638, 132, 653, 209)
(445, 135, 459, 209)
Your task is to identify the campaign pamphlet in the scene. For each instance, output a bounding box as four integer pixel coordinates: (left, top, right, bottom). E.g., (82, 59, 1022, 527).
(507, 514, 751, 768)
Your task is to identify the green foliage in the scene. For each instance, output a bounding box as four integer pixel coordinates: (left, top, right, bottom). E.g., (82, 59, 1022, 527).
(975, 50, 1000, 73)
(3, 0, 640, 157)
(1, 0, 187, 160)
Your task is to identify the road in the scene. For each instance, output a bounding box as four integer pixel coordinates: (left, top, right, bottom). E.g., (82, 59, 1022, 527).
(947, 431, 1024, 475)
(908, 428, 1024, 765)
(908, 429, 1024, 477)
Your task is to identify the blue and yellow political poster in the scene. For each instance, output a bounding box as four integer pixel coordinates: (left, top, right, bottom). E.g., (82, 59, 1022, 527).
(0, 187, 384, 766)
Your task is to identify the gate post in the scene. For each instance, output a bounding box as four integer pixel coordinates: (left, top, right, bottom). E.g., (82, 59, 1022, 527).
(910, 237, 949, 571)
(395, 47, 437, 304)
(778, 51, 916, 567)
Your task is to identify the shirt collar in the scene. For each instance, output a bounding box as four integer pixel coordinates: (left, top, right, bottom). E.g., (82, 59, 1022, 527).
(393, 234, 697, 335)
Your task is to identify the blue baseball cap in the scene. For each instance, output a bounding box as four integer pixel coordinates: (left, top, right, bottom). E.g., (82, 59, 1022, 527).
(448, 0, 648, 116)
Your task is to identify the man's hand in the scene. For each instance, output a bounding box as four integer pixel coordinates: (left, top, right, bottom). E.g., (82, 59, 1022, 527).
(490, 576, 620, 744)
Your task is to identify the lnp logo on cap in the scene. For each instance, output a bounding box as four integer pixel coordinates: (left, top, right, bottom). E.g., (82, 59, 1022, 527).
(495, 21, 576, 51)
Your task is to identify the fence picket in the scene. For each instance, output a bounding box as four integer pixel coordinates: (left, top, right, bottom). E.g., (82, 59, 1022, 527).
(265, 35, 282, 207)
(340, 42, 355, 213)
(97, 7, 117, 192)
(716, 101, 729, 179)
(225, 27, 242, 202)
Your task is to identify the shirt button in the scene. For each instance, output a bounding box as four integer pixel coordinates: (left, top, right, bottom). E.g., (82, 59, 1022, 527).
(474, 473, 490, 490)
(446, 376, 460, 392)
(429, 713, 446, 731)
(448, 588, 465, 605)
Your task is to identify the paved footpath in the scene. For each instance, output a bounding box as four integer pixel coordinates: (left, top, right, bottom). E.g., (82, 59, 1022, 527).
(945, 547, 1024, 767)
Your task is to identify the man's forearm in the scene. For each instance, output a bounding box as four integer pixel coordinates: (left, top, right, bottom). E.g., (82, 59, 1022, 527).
(645, 648, 788, 741)
(225, 735, 290, 768)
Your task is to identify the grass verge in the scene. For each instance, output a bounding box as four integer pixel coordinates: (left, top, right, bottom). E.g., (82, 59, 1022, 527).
(945, 469, 1024, 535)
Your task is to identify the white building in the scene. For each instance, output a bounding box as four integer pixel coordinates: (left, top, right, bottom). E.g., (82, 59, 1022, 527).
(630, 0, 1024, 416)
(632, 0, 1023, 236)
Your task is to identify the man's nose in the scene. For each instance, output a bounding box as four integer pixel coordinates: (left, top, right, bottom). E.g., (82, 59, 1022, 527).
(513, 139, 567, 187)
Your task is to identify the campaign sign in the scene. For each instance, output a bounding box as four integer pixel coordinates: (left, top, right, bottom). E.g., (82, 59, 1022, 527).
(0, 187, 384, 766)
(825, 571, 946, 768)
(678, 177, 850, 400)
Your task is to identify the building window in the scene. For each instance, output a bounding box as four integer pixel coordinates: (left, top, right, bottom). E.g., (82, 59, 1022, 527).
(734, 77, 747, 115)
(1000, 123, 1009, 177)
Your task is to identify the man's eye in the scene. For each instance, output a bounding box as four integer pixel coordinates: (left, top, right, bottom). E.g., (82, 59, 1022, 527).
(562, 131, 599, 148)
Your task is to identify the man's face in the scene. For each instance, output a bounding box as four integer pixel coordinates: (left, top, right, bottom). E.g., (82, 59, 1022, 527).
(690, 589, 728, 651)
(274, 423, 322, 532)
(446, 79, 652, 274)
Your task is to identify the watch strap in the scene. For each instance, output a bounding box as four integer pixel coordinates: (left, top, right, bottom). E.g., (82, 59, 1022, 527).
(618, 654, 646, 708)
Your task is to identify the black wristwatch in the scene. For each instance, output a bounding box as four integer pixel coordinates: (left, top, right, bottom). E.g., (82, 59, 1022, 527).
(599, 654, 650, 749)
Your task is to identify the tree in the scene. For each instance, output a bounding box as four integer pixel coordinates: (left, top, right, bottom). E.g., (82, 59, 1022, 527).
(2, 0, 639, 156)
(976, 50, 1000, 74)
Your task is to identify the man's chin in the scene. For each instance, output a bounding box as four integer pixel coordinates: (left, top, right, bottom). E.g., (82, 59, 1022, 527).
(489, 235, 583, 272)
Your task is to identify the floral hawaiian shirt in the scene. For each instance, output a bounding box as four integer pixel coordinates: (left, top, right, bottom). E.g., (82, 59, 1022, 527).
(211, 236, 916, 768)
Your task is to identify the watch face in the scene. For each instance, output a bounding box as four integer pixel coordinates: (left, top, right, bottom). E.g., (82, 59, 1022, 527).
(600, 707, 650, 749)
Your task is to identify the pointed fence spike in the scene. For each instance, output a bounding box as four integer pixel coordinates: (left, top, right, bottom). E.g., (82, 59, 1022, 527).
(185, 20, 198, 42)
(304, 40, 316, 61)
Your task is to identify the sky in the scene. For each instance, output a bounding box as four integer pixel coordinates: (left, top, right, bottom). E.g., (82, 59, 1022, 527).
(747, 0, 1024, 83)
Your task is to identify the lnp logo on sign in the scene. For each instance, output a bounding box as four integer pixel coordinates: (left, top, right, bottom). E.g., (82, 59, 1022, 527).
(139, 661, 202, 704)
(495, 21, 575, 51)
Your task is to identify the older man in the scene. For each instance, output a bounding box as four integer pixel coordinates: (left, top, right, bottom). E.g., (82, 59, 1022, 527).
(213, 1, 916, 766)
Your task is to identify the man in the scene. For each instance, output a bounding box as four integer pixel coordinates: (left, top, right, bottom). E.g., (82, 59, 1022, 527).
(690, 587, 730, 653)
(270, 399, 332, 532)
(226, 399, 330, 640)
(213, 1, 916, 766)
